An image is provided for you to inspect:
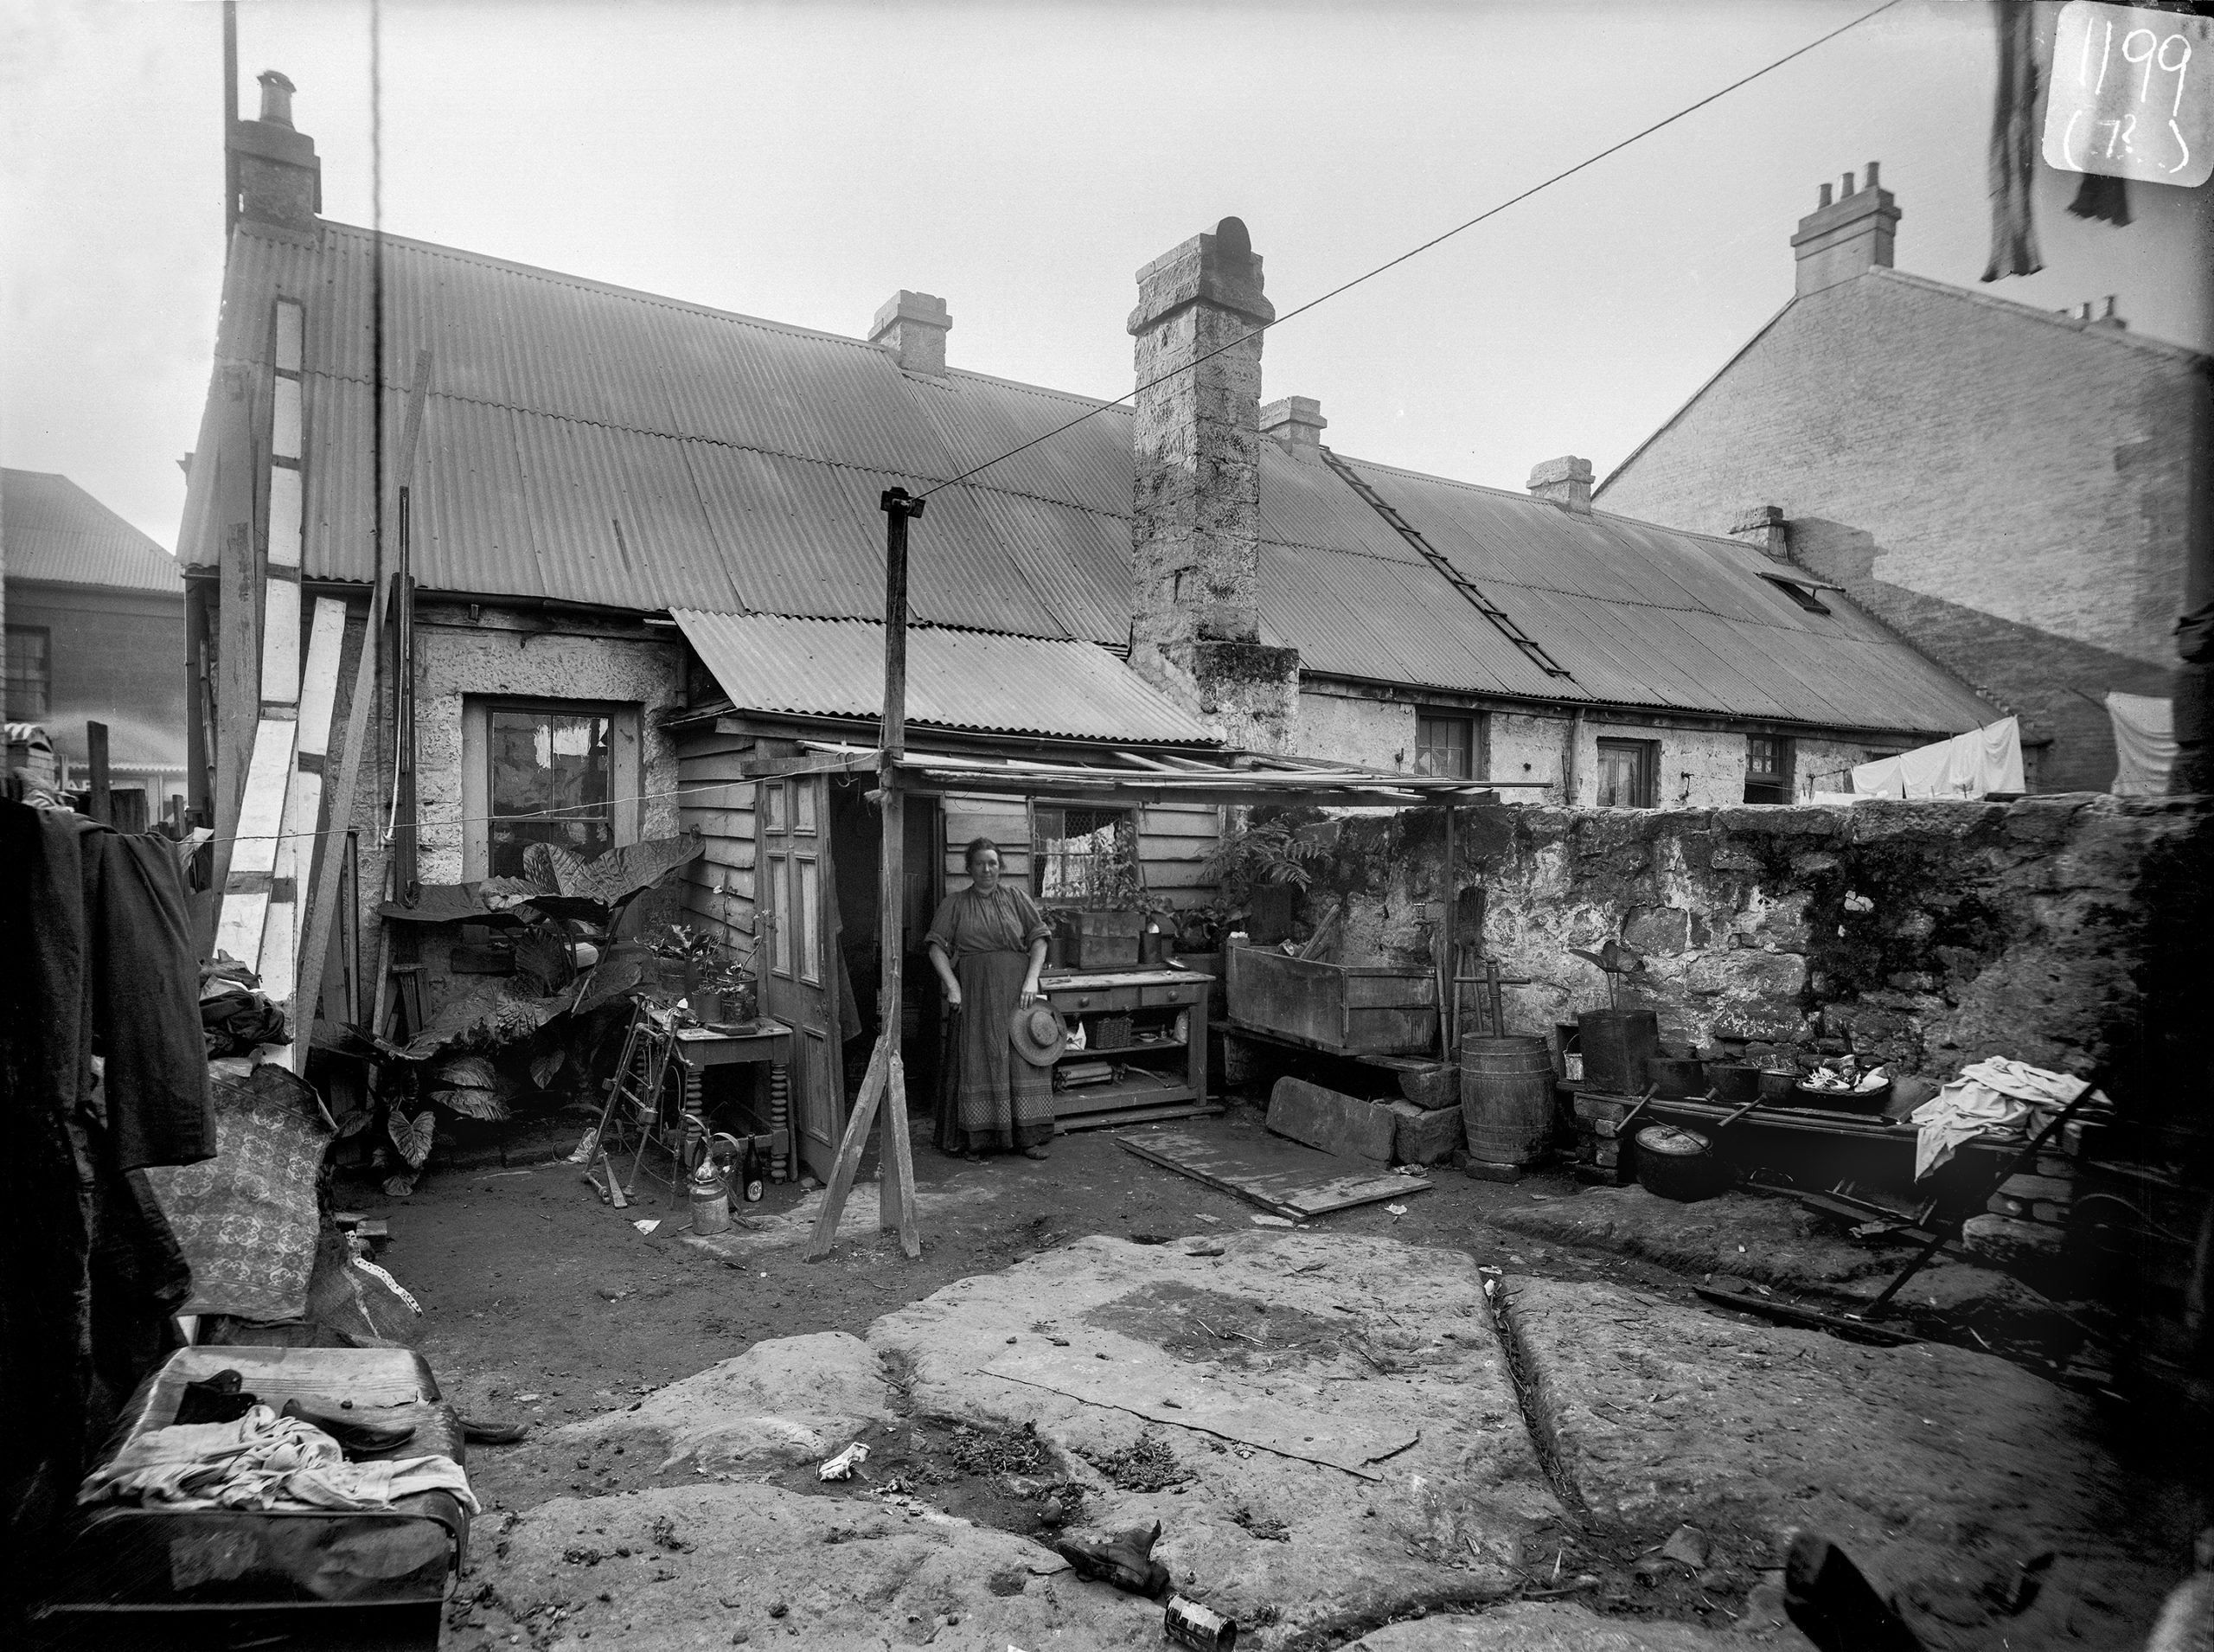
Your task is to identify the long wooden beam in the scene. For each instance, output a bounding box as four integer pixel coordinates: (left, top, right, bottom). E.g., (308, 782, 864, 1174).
(293, 349, 432, 1043)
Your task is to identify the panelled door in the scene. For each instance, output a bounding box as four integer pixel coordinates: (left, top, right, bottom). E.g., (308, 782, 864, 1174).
(758, 773, 844, 1181)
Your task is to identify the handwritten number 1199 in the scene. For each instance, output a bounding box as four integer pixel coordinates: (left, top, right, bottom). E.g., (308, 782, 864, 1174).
(2071, 16, 2193, 172)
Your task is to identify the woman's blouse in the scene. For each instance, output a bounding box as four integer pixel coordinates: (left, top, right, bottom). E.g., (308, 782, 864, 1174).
(924, 884, 1052, 961)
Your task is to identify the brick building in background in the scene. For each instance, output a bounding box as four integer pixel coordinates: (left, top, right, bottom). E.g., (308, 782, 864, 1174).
(1596, 164, 2210, 794)
(2, 468, 189, 817)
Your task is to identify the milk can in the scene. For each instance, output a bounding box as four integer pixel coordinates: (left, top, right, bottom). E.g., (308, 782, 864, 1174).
(688, 1156, 732, 1237)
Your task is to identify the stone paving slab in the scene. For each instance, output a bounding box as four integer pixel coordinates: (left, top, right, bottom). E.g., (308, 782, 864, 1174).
(550, 1330, 893, 1473)
(869, 1233, 1552, 1646)
(1490, 1187, 2044, 1325)
(462, 1482, 1161, 1649)
(1351, 1599, 1803, 1650)
(1501, 1275, 2170, 1651)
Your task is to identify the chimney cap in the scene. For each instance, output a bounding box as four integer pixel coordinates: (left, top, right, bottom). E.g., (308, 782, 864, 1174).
(1260, 394, 1326, 430)
(257, 69, 298, 128)
(870, 290, 950, 335)
(1129, 216, 1275, 335)
(1527, 455, 1594, 489)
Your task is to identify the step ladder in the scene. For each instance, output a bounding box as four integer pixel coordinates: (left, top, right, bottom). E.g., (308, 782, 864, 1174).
(583, 1004, 680, 1210)
(1319, 445, 1576, 682)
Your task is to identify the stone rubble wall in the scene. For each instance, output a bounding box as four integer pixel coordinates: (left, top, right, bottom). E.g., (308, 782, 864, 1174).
(1289, 795, 2212, 1122)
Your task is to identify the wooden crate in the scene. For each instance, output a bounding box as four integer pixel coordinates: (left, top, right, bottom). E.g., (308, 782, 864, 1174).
(1225, 945, 1438, 1054)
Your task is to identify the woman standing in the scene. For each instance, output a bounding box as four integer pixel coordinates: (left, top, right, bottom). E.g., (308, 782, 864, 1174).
(925, 838, 1054, 1161)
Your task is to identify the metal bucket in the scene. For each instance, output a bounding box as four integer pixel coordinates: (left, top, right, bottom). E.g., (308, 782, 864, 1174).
(1577, 1009, 1658, 1093)
(1461, 1035, 1555, 1165)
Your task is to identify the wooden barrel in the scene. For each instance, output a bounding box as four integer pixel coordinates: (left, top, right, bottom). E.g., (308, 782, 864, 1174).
(1461, 1035, 1555, 1164)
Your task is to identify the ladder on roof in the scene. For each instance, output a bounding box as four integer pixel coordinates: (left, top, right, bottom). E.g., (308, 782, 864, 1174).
(1319, 445, 1576, 682)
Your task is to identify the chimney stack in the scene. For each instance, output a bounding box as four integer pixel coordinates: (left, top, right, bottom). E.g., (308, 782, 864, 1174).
(1260, 395, 1328, 461)
(231, 70, 321, 234)
(1126, 216, 1300, 752)
(1527, 456, 1594, 515)
(869, 291, 951, 377)
(1730, 504, 1789, 560)
(1790, 160, 1899, 297)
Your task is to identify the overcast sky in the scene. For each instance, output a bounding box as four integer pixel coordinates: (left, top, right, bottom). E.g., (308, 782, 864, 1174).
(3, 0, 2207, 552)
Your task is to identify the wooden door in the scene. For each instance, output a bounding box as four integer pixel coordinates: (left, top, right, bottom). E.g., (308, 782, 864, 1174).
(758, 773, 844, 1181)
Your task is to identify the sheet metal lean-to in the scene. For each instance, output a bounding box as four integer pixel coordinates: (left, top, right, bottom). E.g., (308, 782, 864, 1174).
(671, 609, 1213, 745)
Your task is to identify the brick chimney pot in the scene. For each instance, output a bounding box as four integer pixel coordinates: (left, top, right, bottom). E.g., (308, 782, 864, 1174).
(1528, 456, 1594, 515)
(869, 291, 951, 378)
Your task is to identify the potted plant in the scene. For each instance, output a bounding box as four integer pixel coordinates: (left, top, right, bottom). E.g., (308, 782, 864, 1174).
(1200, 814, 1325, 944)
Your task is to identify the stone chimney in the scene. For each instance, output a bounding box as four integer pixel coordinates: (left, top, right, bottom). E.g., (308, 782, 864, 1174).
(1527, 456, 1593, 515)
(1730, 504, 1789, 559)
(1791, 162, 1899, 297)
(1127, 216, 1301, 752)
(869, 291, 951, 377)
(1260, 395, 1327, 462)
(232, 70, 321, 234)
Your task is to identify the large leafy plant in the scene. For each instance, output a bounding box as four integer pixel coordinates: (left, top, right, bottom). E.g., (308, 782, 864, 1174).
(1568, 937, 1647, 1010)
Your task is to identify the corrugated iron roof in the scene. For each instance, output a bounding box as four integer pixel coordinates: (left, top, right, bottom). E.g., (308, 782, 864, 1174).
(3, 470, 182, 592)
(177, 220, 1996, 738)
(670, 611, 1213, 744)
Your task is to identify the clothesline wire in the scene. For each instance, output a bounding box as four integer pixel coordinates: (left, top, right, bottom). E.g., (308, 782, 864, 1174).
(918, 0, 1904, 501)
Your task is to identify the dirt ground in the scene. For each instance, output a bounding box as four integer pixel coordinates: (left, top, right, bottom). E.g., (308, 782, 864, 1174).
(345, 1104, 1695, 1512)
(336, 1100, 2198, 1649)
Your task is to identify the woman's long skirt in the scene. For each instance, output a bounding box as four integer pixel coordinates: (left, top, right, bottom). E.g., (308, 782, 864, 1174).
(933, 948, 1054, 1153)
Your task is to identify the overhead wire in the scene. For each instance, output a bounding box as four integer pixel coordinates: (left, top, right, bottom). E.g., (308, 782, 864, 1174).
(918, 0, 1904, 501)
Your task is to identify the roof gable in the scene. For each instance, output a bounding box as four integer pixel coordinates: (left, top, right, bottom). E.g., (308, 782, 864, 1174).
(3, 469, 181, 592)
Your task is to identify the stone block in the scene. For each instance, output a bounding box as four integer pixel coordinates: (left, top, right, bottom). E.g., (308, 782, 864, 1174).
(1464, 1158, 1524, 1183)
(1266, 1077, 1395, 1162)
(1385, 1098, 1465, 1165)
(1962, 1213, 2067, 1267)
(1392, 1062, 1460, 1110)
(1572, 1094, 1633, 1126)
(1622, 906, 1692, 957)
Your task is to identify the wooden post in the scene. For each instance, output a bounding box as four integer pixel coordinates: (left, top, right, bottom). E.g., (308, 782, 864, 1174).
(391, 485, 419, 906)
(1438, 802, 1456, 1060)
(86, 721, 112, 824)
(808, 486, 925, 1262)
(221, 1, 238, 242)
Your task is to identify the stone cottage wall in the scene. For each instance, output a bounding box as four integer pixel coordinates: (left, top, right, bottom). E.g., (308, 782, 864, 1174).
(1291, 796, 2211, 1128)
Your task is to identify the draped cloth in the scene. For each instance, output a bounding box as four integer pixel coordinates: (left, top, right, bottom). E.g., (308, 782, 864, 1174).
(1982, 0, 2045, 282)
(1852, 717, 2025, 799)
(925, 887, 1053, 1154)
(1, 804, 209, 1602)
(2105, 692, 2175, 797)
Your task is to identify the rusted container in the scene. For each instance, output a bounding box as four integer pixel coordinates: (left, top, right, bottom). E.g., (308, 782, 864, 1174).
(1461, 1034, 1556, 1165)
(1225, 945, 1437, 1053)
(1577, 1008, 1658, 1093)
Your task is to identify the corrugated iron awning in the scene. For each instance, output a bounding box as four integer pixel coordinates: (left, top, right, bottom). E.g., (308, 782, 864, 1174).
(672, 610, 1215, 746)
(747, 741, 1550, 809)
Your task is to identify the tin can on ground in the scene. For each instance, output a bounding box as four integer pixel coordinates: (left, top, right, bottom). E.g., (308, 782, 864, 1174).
(1163, 1593, 1238, 1650)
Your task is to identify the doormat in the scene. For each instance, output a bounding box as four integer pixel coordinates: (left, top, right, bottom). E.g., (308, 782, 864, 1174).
(1117, 1129, 1428, 1220)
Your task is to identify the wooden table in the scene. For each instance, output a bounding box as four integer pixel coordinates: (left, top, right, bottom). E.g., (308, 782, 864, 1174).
(645, 1021, 794, 1190)
(1036, 966, 1215, 1130)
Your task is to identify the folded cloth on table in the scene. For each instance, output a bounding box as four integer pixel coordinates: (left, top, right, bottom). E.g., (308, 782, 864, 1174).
(78, 1403, 478, 1514)
(1909, 1058, 2097, 1181)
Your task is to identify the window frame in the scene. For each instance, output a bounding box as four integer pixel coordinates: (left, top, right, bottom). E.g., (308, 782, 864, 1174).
(5, 625, 52, 721)
(1743, 733, 1795, 804)
(1594, 736, 1660, 809)
(460, 696, 642, 881)
(1760, 573, 1832, 615)
(1412, 708, 1485, 781)
(1029, 801, 1139, 906)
